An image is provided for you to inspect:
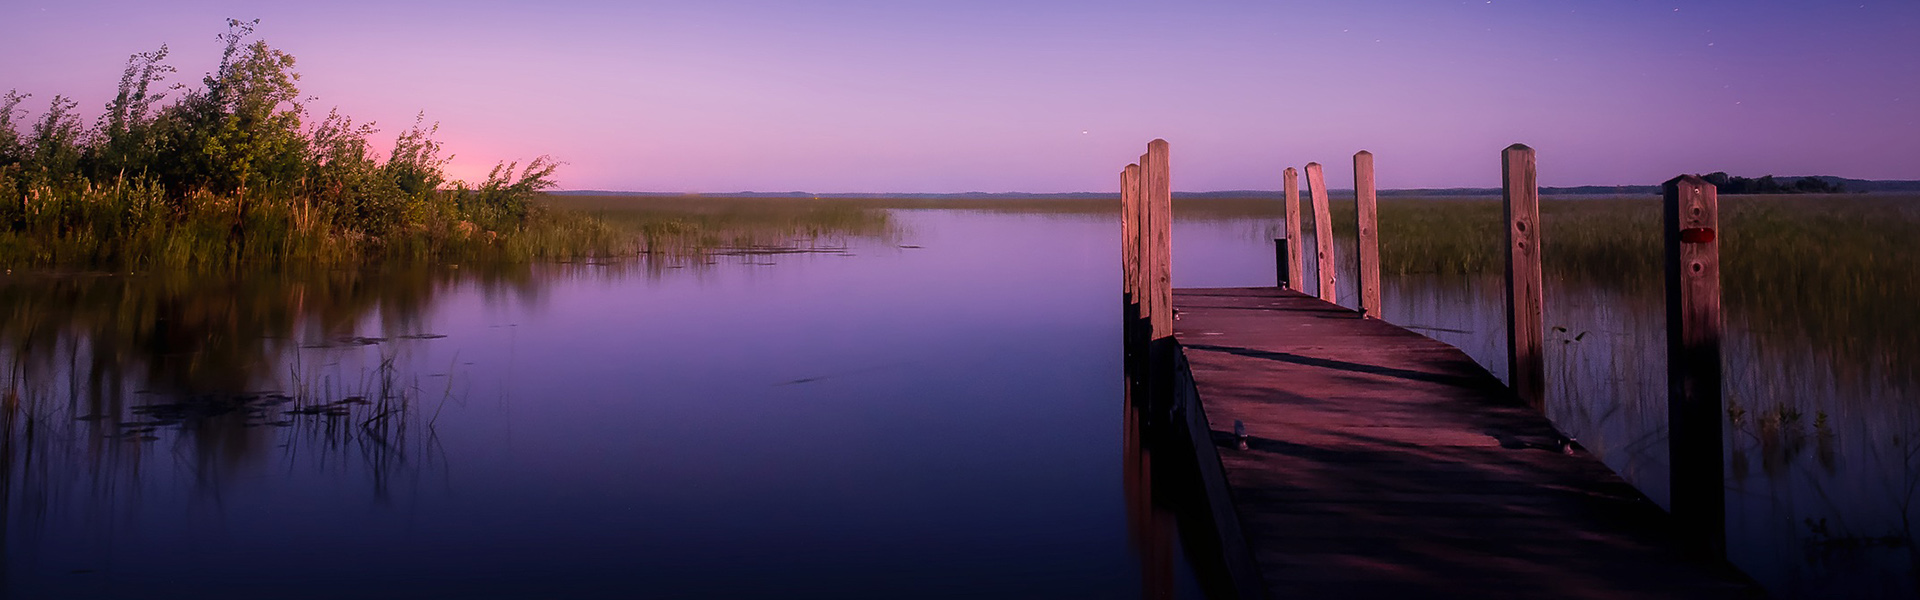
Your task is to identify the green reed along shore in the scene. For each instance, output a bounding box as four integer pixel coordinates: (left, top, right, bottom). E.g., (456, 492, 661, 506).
(0, 21, 617, 271)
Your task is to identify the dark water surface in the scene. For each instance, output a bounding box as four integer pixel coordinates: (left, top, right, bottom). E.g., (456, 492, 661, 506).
(3, 210, 1216, 599)
(6, 205, 1916, 599)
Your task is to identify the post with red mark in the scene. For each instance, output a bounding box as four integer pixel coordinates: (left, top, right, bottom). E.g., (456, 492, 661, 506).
(1353, 151, 1382, 319)
(1502, 144, 1545, 409)
(1664, 174, 1725, 561)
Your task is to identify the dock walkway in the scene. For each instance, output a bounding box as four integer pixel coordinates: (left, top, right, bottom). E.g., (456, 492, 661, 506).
(1171, 287, 1759, 599)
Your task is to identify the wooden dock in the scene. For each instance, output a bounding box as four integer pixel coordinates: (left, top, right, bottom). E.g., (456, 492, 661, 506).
(1169, 287, 1760, 599)
(1117, 139, 1758, 599)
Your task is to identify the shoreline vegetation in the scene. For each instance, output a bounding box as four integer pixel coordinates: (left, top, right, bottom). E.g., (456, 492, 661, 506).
(0, 21, 616, 272)
(0, 21, 569, 270)
(0, 22, 903, 274)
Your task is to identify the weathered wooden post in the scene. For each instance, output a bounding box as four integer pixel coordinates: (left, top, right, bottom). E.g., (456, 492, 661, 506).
(1353, 151, 1382, 319)
(1136, 151, 1154, 330)
(1143, 140, 1173, 341)
(1123, 164, 1142, 312)
(1664, 174, 1725, 560)
(1305, 162, 1336, 303)
(1502, 144, 1545, 409)
(1128, 140, 1175, 422)
(1122, 162, 1146, 373)
(1281, 166, 1303, 291)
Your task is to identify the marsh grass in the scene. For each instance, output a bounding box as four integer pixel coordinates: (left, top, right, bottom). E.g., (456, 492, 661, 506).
(778, 190, 1915, 386)
(540, 192, 1920, 372)
(546, 194, 1302, 220)
(539, 195, 898, 260)
(1351, 194, 1920, 376)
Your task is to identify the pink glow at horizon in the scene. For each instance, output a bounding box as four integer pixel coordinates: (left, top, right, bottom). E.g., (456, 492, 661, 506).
(3, 1, 1915, 192)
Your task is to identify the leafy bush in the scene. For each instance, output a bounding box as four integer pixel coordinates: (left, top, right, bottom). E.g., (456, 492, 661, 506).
(0, 20, 560, 269)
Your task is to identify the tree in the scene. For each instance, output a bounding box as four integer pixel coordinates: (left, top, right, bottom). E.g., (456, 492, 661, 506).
(152, 19, 307, 202)
(0, 90, 27, 168)
(28, 95, 84, 180)
(91, 45, 177, 179)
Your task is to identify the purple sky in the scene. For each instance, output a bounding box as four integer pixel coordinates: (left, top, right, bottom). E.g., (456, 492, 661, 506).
(3, 1, 1915, 192)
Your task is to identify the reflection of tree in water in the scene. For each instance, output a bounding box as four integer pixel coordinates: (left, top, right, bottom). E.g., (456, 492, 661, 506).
(0, 251, 843, 530)
(0, 202, 904, 540)
(0, 265, 543, 544)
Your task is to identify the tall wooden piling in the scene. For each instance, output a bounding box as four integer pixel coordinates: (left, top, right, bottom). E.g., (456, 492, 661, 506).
(1136, 151, 1154, 329)
(1502, 144, 1545, 409)
(1305, 162, 1335, 303)
(1663, 174, 1725, 560)
(1122, 164, 1142, 310)
(1142, 140, 1174, 340)
(1353, 151, 1382, 319)
(1281, 167, 1303, 291)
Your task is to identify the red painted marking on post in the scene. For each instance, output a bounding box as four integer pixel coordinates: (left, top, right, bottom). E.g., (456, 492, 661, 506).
(1679, 228, 1715, 244)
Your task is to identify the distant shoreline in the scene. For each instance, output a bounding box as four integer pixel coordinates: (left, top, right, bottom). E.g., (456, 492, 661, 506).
(552, 178, 1920, 200)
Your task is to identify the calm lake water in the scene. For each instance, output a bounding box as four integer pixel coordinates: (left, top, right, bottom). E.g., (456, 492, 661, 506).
(3, 210, 1222, 599)
(4, 206, 1914, 599)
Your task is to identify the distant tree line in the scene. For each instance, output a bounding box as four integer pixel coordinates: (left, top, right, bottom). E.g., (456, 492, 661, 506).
(0, 20, 561, 269)
(1701, 172, 1843, 194)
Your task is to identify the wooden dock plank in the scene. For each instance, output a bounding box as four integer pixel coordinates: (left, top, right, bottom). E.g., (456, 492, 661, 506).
(1171, 287, 1759, 600)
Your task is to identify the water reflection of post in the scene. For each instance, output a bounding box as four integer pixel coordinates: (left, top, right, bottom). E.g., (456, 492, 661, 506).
(2, 387, 16, 571)
(1123, 389, 1177, 600)
(1121, 139, 1178, 600)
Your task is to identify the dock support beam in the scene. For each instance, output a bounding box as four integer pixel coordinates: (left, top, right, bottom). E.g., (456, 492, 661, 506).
(1502, 144, 1545, 409)
(1664, 174, 1725, 561)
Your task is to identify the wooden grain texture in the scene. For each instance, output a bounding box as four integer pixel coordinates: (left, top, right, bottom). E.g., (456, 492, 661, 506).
(1305, 163, 1336, 304)
(1171, 287, 1760, 600)
(1123, 163, 1142, 307)
(1353, 151, 1382, 319)
(1144, 140, 1174, 341)
(1662, 175, 1725, 560)
(1502, 144, 1545, 409)
(1137, 151, 1156, 335)
(1282, 167, 1303, 292)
